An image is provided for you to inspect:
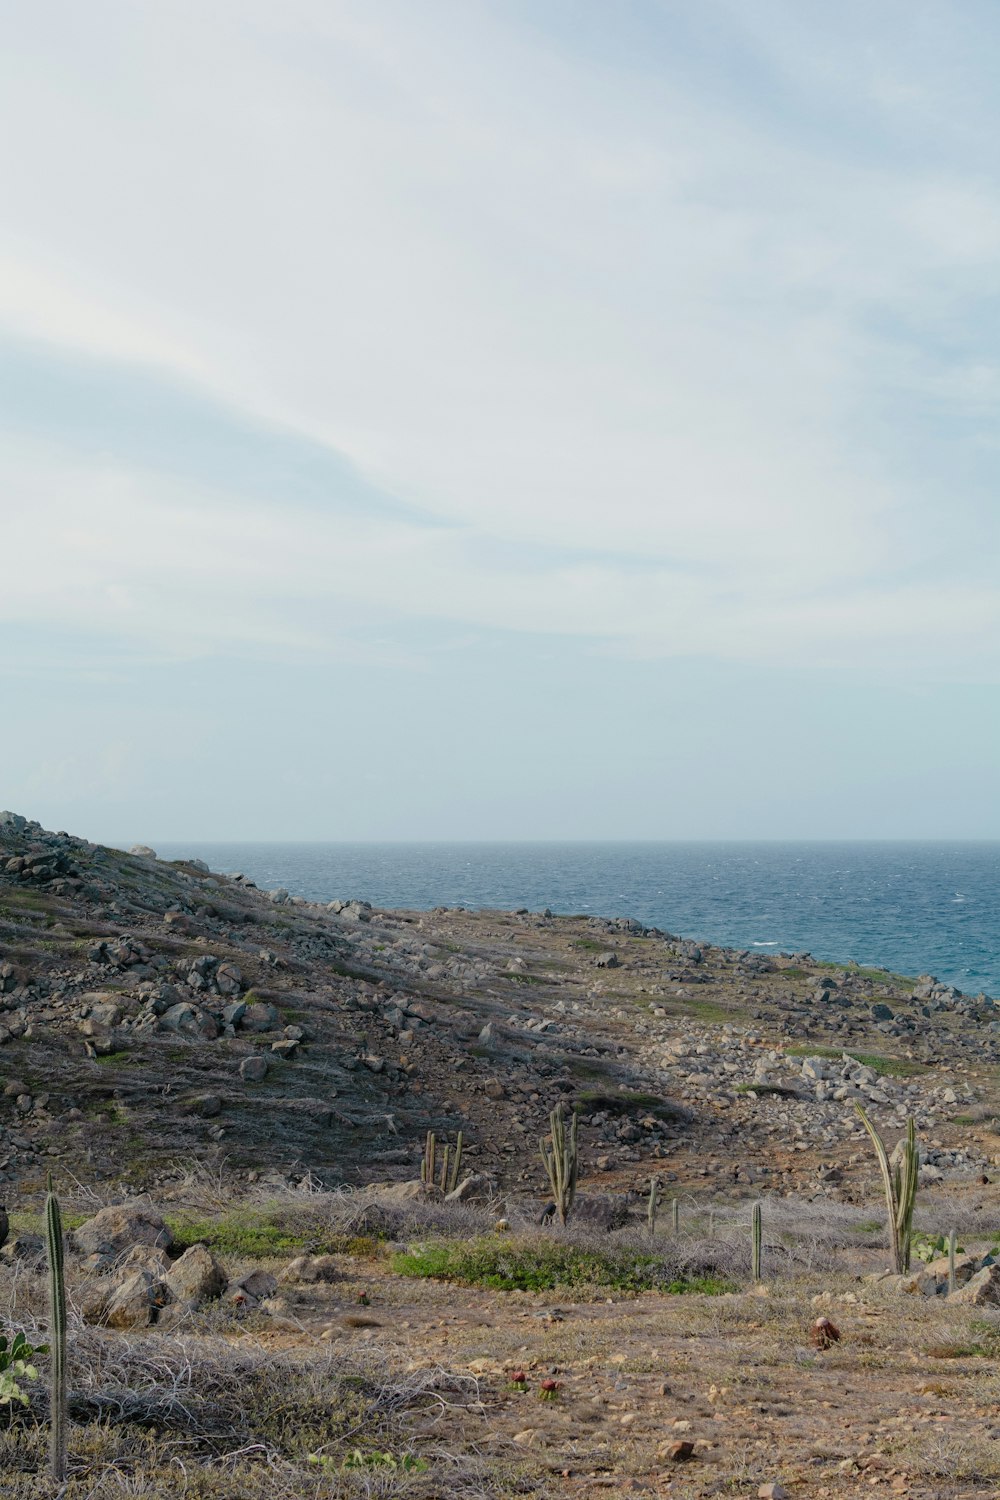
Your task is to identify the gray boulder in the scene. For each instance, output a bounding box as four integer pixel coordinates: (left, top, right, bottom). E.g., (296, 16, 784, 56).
(74, 1204, 173, 1258)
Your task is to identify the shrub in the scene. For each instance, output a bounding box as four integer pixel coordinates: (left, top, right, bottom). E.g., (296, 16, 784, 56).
(391, 1235, 732, 1294)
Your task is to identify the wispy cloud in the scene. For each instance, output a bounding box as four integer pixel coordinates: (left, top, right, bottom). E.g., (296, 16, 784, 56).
(1, 0, 997, 680)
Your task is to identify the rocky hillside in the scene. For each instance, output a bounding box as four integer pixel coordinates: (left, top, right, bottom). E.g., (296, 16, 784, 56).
(1, 810, 997, 1205)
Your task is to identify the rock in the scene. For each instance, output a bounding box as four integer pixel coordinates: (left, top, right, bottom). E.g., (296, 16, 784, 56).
(281, 1254, 341, 1284)
(102, 1270, 173, 1329)
(664, 1440, 695, 1462)
(159, 1003, 219, 1040)
(594, 952, 619, 968)
(239, 1055, 269, 1083)
(925, 1252, 977, 1287)
(0, 812, 27, 832)
(165, 1244, 227, 1305)
(268, 888, 290, 904)
(74, 1204, 173, 1258)
(188, 1093, 222, 1118)
(129, 845, 157, 859)
(0, 1233, 44, 1267)
(371, 1179, 439, 1202)
(228, 1269, 278, 1307)
(759, 1486, 788, 1500)
(0, 1205, 7, 1250)
(214, 963, 243, 996)
(870, 1003, 895, 1022)
(241, 1001, 280, 1032)
(118, 1244, 172, 1277)
(949, 1263, 1000, 1306)
(446, 1173, 492, 1203)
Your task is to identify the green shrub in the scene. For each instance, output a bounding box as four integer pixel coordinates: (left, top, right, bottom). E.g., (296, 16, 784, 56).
(391, 1236, 731, 1295)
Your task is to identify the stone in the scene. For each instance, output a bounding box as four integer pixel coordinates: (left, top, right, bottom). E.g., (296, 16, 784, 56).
(74, 1204, 173, 1258)
(870, 1003, 895, 1021)
(241, 1001, 280, 1032)
(759, 1486, 788, 1500)
(925, 1252, 977, 1287)
(228, 1269, 278, 1306)
(281, 1254, 341, 1284)
(214, 963, 242, 996)
(0, 1233, 44, 1267)
(129, 845, 157, 859)
(446, 1173, 492, 1203)
(188, 1093, 222, 1118)
(239, 1055, 269, 1083)
(159, 1003, 219, 1040)
(165, 1244, 227, 1305)
(949, 1263, 1000, 1306)
(102, 1270, 173, 1329)
(118, 1244, 172, 1277)
(594, 952, 619, 968)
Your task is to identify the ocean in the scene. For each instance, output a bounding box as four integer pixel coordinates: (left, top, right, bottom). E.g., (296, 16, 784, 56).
(153, 841, 1000, 997)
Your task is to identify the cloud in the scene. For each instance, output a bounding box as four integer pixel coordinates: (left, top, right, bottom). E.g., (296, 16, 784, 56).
(0, 0, 997, 679)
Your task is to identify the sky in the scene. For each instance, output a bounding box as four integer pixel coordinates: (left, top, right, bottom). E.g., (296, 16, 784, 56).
(1, 0, 998, 842)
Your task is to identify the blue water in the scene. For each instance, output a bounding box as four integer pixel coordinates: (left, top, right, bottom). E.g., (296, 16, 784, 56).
(154, 842, 1000, 997)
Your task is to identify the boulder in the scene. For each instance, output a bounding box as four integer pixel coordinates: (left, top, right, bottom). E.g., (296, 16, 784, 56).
(949, 1263, 1000, 1306)
(925, 1252, 978, 1287)
(239, 1055, 269, 1083)
(281, 1254, 341, 1284)
(165, 1244, 227, 1305)
(446, 1173, 492, 1203)
(0, 1232, 44, 1267)
(241, 1002, 281, 1033)
(370, 1179, 439, 1202)
(594, 952, 619, 969)
(159, 1003, 219, 1040)
(74, 1204, 173, 1258)
(102, 1270, 173, 1329)
(118, 1243, 172, 1277)
(129, 845, 157, 859)
(227, 1269, 278, 1308)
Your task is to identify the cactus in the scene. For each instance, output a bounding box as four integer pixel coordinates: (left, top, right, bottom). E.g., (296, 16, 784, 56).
(45, 1176, 67, 1483)
(856, 1106, 918, 1274)
(708, 1208, 716, 1240)
(948, 1227, 957, 1294)
(647, 1178, 660, 1239)
(539, 1104, 579, 1226)
(421, 1130, 436, 1186)
(751, 1201, 763, 1282)
(671, 1197, 680, 1235)
(422, 1130, 463, 1194)
(448, 1131, 463, 1194)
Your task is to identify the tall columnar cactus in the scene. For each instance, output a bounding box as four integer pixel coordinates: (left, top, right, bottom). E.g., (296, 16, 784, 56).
(421, 1131, 436, 1186)
(671, 1197, 680, 1236)
(751, 1201, 763, 1283)
(948, 1228, 958, 1294)
(856, 1106, 918, 1274)
(539, 1104, 579, 1226)
(647, 1178, 660, 1239)
(45, 1178, 67, 1483)
(448, 1131, 463, 1194)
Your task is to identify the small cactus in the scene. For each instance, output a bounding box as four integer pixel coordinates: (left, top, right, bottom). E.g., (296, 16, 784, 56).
(671, 1197, 680, 1235)
(751, 1201, 763, 1283)
(856, 1106, 919, 1274)
(647, 1178, 660, 1239)
(539, 1104, 579, 1226)
(45, 1176, 67, 1483)
(948, 1227, 958, 1294)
